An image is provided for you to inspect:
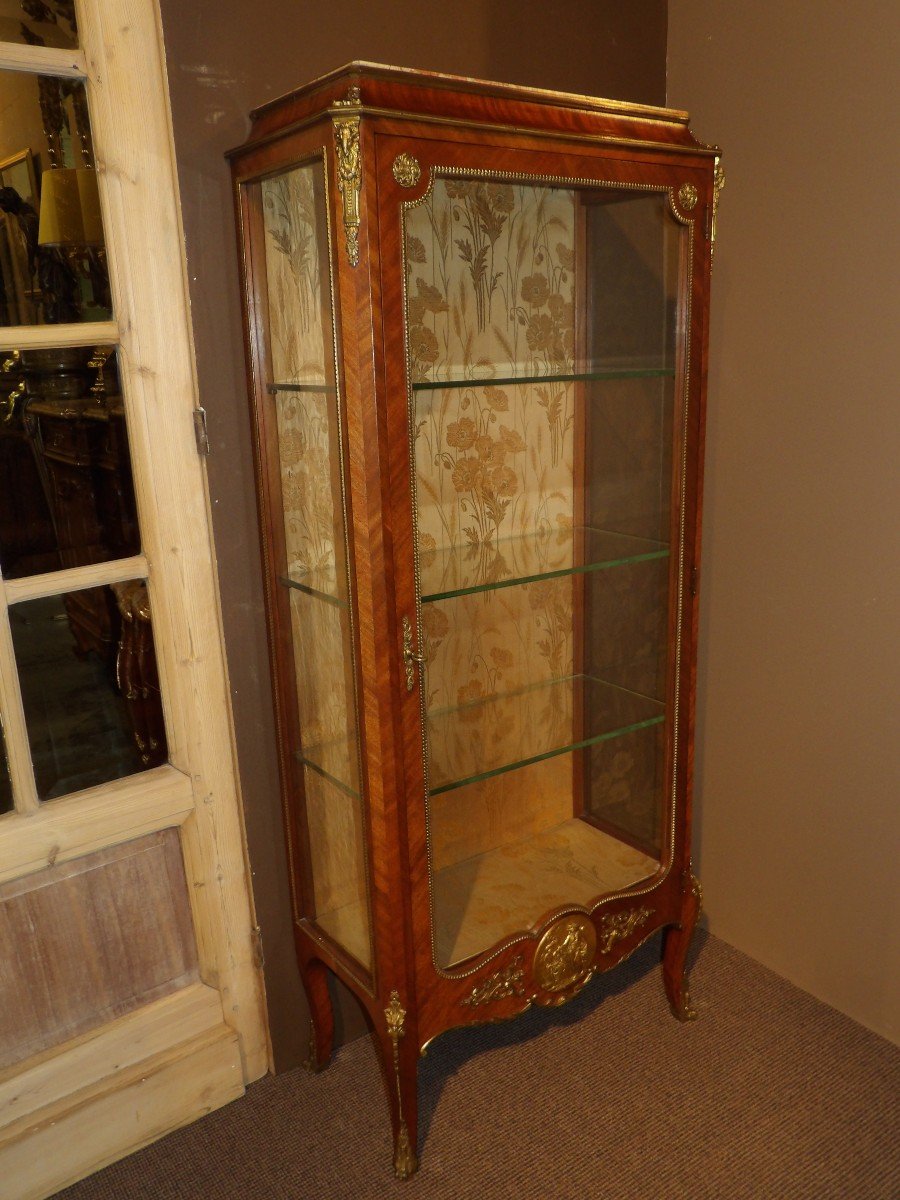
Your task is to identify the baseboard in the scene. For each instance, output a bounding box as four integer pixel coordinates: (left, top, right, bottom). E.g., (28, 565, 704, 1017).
(0, 990, 244, 1199)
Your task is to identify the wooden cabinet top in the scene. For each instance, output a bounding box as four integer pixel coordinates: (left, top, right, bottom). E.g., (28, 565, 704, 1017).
(229, 60, 718, 159)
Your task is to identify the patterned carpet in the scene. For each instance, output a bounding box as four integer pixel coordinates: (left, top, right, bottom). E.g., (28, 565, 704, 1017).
(59, 933, 900, 1199)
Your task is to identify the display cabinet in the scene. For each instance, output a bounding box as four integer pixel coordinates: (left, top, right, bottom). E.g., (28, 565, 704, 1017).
(229, 63, 722, 1178)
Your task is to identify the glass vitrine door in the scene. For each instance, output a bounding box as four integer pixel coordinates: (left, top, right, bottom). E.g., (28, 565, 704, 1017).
(403, 174, 685, 968)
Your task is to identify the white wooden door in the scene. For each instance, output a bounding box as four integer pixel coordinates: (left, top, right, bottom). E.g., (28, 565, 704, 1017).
(0, 4, 267, 1196)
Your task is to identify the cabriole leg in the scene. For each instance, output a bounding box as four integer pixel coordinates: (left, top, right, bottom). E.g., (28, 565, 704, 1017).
(662, 871, 703, 1021)
(299, 955, 334, 1073)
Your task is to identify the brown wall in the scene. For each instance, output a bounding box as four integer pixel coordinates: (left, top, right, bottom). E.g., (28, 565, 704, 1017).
(157, 0, 668, 1068)
(668, 1, 900, 1043)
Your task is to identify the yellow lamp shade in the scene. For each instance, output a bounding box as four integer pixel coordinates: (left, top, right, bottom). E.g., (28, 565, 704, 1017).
(76, 167, 103, 245)
(38, 167, 104, 247)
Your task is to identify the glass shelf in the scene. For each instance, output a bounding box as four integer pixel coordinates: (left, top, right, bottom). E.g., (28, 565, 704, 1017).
(412, 364, 674, 392)
(295, 734, 360, 800)
(427, 674, 664, 796)
(419, 526, 668, 603)
(278, 565, 347, 609)
(269, 380, 335, 394)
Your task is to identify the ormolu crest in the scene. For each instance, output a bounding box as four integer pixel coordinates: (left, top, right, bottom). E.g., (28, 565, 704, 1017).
(533, 914, 596, 998)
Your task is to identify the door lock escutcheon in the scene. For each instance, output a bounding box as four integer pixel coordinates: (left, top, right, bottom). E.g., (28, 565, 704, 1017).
(402, 615, 425, 691)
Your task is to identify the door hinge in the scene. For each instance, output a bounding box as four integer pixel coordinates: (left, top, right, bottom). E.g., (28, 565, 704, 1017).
(690, 565, 699, 598)
(193, 406, 210, 456)
(704, 205, 712, 242)
(252, 924, 265, 970)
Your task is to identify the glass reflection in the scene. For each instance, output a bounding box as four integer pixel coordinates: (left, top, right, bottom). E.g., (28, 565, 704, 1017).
(11, 579, 166, 800)
(0, 344, 140, 579)
(0, 69, 109, 326)
(0, 2, 78, 49)
(261, 161, 372, 970)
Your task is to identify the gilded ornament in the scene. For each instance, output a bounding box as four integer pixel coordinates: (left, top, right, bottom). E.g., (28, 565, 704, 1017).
(87, 345, 112, 397)
(384, 991, 418, 1178)
(533, 915, 596, 997)
(385, 990, 406, 1039)
(711, 157, 725, 263)
(678, 182, 698, 211)
(392, 152, 422, 188)
(401, 614, 424, 692)
(597, 906, 654, 955)
(670, 983, 698, 1023)
(393, 1122, 417, 1179)
(688, 866, 703, 915)
(461, 955, 526, 1007)
(333, 115, 361, 266)
(333, 85, 361, 108)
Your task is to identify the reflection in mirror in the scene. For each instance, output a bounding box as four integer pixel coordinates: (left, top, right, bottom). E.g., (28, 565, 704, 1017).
(0, 68, 109, 326)
(0, 344, 140, 578)
(11, 579, 167, 800)
(0, 1, 78, 49)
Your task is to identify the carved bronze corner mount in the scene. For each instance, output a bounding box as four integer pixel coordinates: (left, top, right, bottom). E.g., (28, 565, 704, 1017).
(533, 914, 596, 1002)
(597, 906, 655, 955)
(333, 114, 361, 267)
(392, 152, 422, 188)
(677, 182, 698, 211)
(711, 157, 725, 263)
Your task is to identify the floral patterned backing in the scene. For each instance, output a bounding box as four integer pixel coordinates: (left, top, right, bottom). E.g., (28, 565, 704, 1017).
(263, 168, 328, 387)
(262, 162, 370, 967)
(405, 176, 679, 964)
(407, 179, 577, 550)
(406, 178, 577, 383)
(405, 177, 581, 902)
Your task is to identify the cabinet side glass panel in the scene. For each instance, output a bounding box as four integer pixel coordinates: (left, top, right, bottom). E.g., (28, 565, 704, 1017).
(406, 176, 682, 967)
(261, 161, 371, 971)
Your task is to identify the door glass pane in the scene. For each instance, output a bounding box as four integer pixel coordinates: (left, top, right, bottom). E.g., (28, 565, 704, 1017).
(261, 161, 371, 971)
(10, 579, 167, 799)
(407, 178, 682, 967)
(0, 3, 78, 49)
(0, 344, 140, 578)
(0, 70, 109, 326)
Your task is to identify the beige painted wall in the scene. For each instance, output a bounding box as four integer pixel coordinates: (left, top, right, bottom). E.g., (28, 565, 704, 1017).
(668, 1, 900, 1043)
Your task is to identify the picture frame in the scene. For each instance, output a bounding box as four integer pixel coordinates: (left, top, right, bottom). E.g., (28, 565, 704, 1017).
(0, 149, 40, 324)
(0, 149, 39, 212)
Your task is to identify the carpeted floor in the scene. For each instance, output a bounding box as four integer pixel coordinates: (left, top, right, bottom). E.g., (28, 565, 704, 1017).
(58, 933, 900, 1199)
